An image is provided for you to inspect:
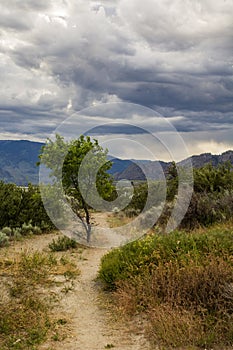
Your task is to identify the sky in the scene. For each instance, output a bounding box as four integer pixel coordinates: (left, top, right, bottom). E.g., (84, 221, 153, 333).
(0, 0, 233, 160)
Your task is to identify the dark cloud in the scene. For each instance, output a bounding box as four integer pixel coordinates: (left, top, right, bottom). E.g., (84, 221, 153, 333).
(0, 0, 233, 157)
(86, 123, 148, 135)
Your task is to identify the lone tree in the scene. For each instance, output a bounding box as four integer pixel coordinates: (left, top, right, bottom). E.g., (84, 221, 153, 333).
(38, 134, 114, 242)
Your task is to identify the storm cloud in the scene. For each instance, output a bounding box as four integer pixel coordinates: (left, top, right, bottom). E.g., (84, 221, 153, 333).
(0, 0, 233, 157)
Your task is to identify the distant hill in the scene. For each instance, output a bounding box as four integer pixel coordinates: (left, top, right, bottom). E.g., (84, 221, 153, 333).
(179, 150, 233, 168)
(0, 140, 233, 184)
(110, 151, 233, 181)
(0, 140, 43, 185)
(109, 160, 170, 181)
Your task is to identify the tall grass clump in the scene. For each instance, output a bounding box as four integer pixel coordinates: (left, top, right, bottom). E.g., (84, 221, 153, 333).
(49, 236, 78, 252)
(0, 232, 9, 247)
(98, 224, 233, 348)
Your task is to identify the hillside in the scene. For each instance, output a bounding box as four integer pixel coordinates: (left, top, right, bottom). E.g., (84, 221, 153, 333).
(113, 150, 233, 181)
(0, 140, 43, 185)
(179, 150, 233, 168)
(116, 150, 233, 180)
(0, 140, 233, 184)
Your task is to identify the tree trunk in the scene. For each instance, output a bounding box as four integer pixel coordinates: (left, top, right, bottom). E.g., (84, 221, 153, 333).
(82, 199, 92, 243)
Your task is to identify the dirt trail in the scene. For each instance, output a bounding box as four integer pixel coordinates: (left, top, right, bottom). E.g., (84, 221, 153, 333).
(37, 212, 151, 350)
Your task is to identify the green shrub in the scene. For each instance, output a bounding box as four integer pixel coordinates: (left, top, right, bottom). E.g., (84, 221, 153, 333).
(0, 181, 54, 231)
(49, 236, 78, 252)
(0, 232, 9, 247)
(99, 228, 233, 290)
(99, 225, 233, 348)
(12, 227, 22, 240)
(156, 162, 233, 230)
(194, 161, 233, 193)
(32, 226, 42, 235)
(1, 227, 12, 237)
(179, 191, 233, 230)
(124, 181, 165, 214)
(21, 222, 33, 236)
(0, 222, 52, 246)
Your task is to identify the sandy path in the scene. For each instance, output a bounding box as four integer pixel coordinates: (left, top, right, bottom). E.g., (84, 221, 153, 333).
(41, 247, 149, 350)
(36, 213, 151, 350)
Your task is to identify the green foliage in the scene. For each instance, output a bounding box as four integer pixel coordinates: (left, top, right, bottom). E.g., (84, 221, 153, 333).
(17, 184, 54, 230)
(99, 228, 233, 290)
(1, 227, 12, 237)
(17, 221, 42, 236)
(49, 236, 78, 252)
(179, 190, 233, 229)
(32, 226, 42, 235)
(124, 181, 165, 215)
(126, 182, 148, 212)
(194, 161, 233, 193)
(39, 134, 113, 198)
(38, 184, 69, 229)
(38, 134, 114, 242)
(117, 162, 233, 231)
(99, 225, 233, 348)
(158, 162, 233, 230)
(179, 162, 233, 230)
(12, 227, 22, 239)
(21, 222, 33, 236)
(0, 232, 9, 247)
(0, 182, 22, 228)
(0, 181, 54, 231)
(166, 161, 179, 201)
(0, 223, 44, 246)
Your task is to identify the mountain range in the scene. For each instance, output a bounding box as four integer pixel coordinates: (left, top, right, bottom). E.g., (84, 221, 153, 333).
(0, 140, 233, 185)
(0, 140, 43, 185)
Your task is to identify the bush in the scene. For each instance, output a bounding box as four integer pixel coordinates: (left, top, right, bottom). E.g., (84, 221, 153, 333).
(49, 236, 78, 252)
(154, 162, 233, 231)
(21, 222, 34, 236)
(179, 190, 233, 230)
(124, 181, 165, 214)
(99, 226, 233, 348)
(193, 161, 233, 193)
(12, 227, 22, 239)
(32, 226, 42, 235)
(1, 227, 12, 237)
(99, 228, 233, 290)
(0, 223, 46, 246)
(0, 222, 53, 248)
(0, 181, 54, 231)
(115, 255, 233, 348)
(0, 232, 9, 247)
(156, 189, 233, 231)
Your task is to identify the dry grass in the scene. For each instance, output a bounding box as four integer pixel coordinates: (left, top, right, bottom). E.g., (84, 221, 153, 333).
(146, 304, 203, 349)
(0, 249, 80, 350)
(114, 256, 233, 348)
(99, 222, 233, 349)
